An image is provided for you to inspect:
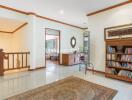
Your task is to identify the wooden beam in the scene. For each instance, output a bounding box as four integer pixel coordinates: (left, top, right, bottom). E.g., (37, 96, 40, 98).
(0, 31, 12, 34)
(0, 22, 28, 34)
(37, 15, 83, 29)
(12, 22, 28, 33)
(0, 5, 86, 29)
(87, 0, 132, 16)
(27, 12, 85, 29)
(0, 5, 28, 15)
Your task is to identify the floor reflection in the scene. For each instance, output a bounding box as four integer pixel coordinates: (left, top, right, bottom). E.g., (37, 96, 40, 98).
(0, 62, 132, 100)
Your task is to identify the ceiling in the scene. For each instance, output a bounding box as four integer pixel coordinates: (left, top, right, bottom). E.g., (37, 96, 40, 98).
(0, 17, 26, 33)
(0, 0, 128, 28)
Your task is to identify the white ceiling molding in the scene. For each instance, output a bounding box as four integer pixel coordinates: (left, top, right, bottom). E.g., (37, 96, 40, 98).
(0, 17, 27, 33)
(0, 0, 128, 27)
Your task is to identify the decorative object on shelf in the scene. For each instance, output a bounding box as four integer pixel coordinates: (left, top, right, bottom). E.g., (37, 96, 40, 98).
(70, 36, 76, 48)
(117, 46, 123, 53)
(104, 23, 132, 40)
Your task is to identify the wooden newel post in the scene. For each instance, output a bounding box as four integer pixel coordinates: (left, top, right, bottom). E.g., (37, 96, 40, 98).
(0, 49, 5, 76)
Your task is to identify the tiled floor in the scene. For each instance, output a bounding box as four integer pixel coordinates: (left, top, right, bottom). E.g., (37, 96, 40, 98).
(0, 62, 132, 100)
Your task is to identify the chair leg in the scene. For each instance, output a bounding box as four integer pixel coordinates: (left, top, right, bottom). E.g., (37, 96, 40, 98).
(85, 64, 87, 75)
(79, 64, 81, 71)
(92, 67, 94, 75)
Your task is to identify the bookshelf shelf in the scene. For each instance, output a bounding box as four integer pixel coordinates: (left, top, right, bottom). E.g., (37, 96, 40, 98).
(107, 66, 132, 71)
(106, 74, 132, 83)
(105, 39, 132, 83)
(107, 53, 132, 55)
(106, 60, 132, 63)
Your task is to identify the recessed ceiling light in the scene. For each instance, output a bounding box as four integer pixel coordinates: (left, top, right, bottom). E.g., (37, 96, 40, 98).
(60, 10, 64, 14)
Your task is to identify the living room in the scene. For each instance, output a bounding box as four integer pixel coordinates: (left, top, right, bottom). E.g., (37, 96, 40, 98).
(0, 0, 132, 100)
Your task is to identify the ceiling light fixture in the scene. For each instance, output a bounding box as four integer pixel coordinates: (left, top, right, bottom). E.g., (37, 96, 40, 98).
(60, 10, 64, 14)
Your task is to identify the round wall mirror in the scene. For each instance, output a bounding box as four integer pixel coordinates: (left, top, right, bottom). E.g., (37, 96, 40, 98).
(70, 36, 76, 48)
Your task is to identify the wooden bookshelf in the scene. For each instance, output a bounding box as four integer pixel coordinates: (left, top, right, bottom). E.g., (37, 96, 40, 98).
(105, 39, 132, 83)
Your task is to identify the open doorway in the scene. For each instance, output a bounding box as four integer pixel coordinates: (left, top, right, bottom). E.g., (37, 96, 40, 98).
(45, 28, 60, 67)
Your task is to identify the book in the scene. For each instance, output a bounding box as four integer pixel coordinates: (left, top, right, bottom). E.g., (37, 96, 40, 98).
(107, 46, 115, 53)
(115, 62, 121, 67)
(111, 68, 118, 75)
(107, 61, 115, 66)
(107, 54, 111, 60)
(126, 48, 132, 54)
(112, 54, 115, 60)
(121, 55, 132, 62)
(118, 70, 132, 78)
(127, 63, 132, 69)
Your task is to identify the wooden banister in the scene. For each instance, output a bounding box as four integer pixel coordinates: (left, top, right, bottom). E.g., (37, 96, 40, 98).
(4, 51, 30, 72)
(0, 49, 6, 76)
(0, 50, 30, 75)
(6, 52, 30, 54)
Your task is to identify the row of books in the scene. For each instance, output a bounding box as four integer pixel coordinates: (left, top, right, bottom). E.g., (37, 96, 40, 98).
(107, 46, 132, 54)
(107, 61, 132, 69)
(107, 54, 132, 62)
(111, 68, 118, 75)
(107, 54, 115, 60)
(121, 55, 132, 62)
(118, 70, 132, 78)
(107, 61, 118, 67)
(125, 48, 132, 54)
(111, 69, 132, 78)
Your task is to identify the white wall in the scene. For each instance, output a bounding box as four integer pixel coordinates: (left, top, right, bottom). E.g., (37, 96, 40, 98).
(35, 17, 84, 68)
(0, 7, 31, 53)
(88, 3, 132, 71)
(0, 28, 30, 53)
(0, 8, 84, 69)
(0, 8, 35, 69)
(12, 25, 29, 52)
(0, 32, 13, 52)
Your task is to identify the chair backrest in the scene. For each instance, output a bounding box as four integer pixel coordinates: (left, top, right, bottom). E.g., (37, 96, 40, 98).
(80, 54, 89, 64)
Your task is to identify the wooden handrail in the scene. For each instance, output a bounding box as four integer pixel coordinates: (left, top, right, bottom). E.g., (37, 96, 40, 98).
(2, 52, 30, 73)
(6, 52, 30, 54)
(0, 49, 4, 76)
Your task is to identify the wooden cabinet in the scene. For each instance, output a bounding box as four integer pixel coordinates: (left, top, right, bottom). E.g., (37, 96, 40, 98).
(62, 53, 84, 66)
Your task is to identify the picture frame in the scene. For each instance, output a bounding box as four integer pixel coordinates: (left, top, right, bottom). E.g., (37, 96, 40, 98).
(70, 36, 76, 48)
(104, 23, 132, 40)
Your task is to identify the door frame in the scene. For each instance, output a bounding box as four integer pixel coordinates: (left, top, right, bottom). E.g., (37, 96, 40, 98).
(45, 28, 61, 67)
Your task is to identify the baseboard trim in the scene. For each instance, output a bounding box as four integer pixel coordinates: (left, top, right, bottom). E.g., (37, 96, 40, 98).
(28, 66, 106, 74)
(28, 66, 45, 71)
(87, 68, 106, 75)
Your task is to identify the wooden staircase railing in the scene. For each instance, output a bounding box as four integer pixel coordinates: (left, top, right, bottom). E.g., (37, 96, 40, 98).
(0, 49, 30, 76)
(0, 49, 5, 76)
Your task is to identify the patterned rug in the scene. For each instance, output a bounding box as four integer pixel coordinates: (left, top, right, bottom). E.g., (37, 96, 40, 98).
(6, 76, 117, 100)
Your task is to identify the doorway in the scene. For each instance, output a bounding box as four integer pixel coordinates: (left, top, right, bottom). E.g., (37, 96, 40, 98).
(45, 28, 60, 67)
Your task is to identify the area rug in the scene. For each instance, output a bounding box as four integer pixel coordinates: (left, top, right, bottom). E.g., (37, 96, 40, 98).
(6, 76, 117, 100)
